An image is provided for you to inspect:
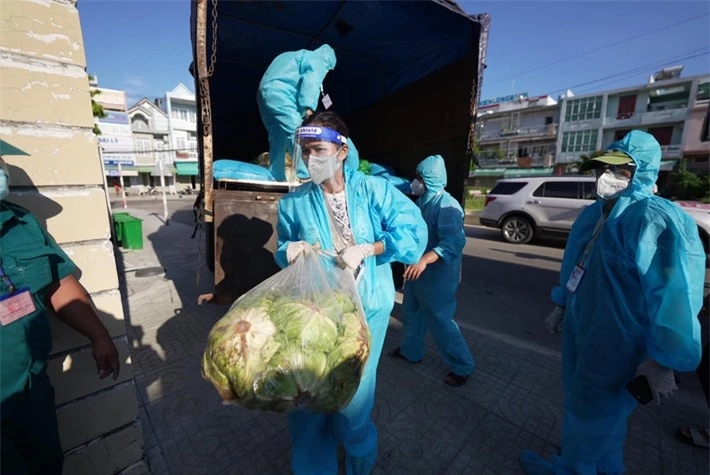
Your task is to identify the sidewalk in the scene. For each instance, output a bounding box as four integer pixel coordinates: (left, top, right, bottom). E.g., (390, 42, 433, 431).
(117, 208, 709, 474)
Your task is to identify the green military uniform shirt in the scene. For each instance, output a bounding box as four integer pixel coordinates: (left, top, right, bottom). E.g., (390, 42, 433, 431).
(0, 201, 76, 409)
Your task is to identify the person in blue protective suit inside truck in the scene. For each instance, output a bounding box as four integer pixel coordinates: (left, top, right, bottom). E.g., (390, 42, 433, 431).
(275, 111, 427, 474)
(389, 154, 475, 387)
(520, 130, 705, 475)
(257, 44, 358, 181)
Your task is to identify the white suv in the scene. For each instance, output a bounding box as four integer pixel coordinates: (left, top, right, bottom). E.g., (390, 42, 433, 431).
(480, 176, 597, 244)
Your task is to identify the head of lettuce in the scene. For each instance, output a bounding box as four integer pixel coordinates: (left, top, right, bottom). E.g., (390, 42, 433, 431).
(202, 286, 371, 413)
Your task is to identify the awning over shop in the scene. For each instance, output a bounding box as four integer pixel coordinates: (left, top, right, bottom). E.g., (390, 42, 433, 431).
(472, 168, 506, 177)
(503, 167, 554, 178)
(175, 161, 199, 176)
(658, 160, 678, 172)
(104, 165, 138, 177)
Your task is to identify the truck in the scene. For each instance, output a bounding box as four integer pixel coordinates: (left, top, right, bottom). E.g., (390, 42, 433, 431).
(190, 0, 490, 304)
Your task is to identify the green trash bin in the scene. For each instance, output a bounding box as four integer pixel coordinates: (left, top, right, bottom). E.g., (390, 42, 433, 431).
(121, 216, 144, 250)
(112, 213, 131, 245)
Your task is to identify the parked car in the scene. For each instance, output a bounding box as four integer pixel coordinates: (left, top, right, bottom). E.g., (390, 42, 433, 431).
(677, 202, 710, 298)
(480, 176, 597, 244)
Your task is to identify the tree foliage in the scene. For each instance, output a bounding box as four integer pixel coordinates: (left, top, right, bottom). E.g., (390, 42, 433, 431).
(89, 75, 106, 136)
(668, 160, 709, 201)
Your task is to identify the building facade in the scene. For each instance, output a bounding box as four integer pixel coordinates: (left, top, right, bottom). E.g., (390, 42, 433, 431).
(93, 84, 139, 188)
(473, 94, 559, 181)
(472, 69, 709, 185)
(0, 0, 146, 472)
(556, 70, 710, 173)
(682, 79, 710, 174)
(159, 84, 199, 188)
(127, 98, 176, 189)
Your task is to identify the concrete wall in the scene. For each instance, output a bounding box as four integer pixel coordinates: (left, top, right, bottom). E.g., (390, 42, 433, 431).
(0, 0, 146, 473)
(95, 88, 128, 112)
(684, 105, 710, 155)
(518, 109, 558, 129)
(601, 124, 684, 149)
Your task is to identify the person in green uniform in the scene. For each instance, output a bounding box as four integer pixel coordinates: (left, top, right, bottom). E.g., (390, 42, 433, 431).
(0, 149, 120, 475)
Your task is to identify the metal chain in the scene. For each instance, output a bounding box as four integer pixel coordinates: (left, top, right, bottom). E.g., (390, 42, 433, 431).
(466, 71, 477, 156)
(199, 0, 218, 136)
(207, 0, 218, 78)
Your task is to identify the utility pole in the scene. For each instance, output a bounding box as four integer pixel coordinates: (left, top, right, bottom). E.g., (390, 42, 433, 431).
(117, 162, 127, 209)
(158, 158, 169, 225)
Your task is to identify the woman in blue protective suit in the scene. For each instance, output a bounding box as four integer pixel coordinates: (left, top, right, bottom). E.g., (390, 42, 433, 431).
(520, 130, 705, 475)
(389, 155, 475, 387)
(274, 111, 427, 474)
(257, 45, 359, 181)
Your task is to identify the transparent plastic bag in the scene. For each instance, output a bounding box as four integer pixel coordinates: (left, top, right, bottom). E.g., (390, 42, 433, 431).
(202, 246, 371, 413)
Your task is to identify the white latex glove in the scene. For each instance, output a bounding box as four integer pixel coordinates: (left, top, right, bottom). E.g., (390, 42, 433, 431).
(545, 307, 565, 334)
(636, 360, 677, 406)
(336, 244, 375, 271)
(286, 241, 311, 264)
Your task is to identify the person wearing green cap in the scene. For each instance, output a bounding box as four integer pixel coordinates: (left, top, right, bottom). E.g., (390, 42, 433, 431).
(1, 150, 120, 474)
(520, 130, 705, 474)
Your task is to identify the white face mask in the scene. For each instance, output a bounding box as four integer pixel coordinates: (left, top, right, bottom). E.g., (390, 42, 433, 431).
(596, 170, 630, 200)
(308, 147, 342, 185)
(410, 179, 426, 196)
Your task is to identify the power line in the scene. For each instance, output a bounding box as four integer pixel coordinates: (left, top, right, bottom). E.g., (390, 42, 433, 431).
(575, 53, 710, 94)
(486, 12, 709, 86)
(547, 48, 710, 96)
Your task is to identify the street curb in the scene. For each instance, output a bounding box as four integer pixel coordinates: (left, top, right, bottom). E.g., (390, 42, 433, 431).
(464, 210, 482, 226)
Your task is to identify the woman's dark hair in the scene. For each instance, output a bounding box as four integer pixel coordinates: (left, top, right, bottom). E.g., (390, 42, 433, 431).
(302, 110, 349, 138)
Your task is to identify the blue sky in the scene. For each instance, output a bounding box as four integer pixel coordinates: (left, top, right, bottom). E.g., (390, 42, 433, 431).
(78, 1, 710, 106)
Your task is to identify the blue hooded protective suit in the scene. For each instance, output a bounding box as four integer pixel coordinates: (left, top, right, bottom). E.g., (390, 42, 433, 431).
(256, 45, 359, 181)
(275, 165, 427, 474)
(522, 130, 705, 474)
(399, 155, 475, 377)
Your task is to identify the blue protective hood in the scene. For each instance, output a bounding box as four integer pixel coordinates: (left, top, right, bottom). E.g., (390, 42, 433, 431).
(314, 44, 336, 71)
(605, 130, 660, 197)
(416, 154, 447, 201)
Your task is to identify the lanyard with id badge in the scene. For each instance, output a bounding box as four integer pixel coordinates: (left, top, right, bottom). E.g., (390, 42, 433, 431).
(0, 258, 36, 327)
(320, 85, 333, 110)
(566, 209, 610, 293)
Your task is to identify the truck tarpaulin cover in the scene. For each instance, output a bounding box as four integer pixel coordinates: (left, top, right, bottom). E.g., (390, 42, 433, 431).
(191, 0, 489, 170)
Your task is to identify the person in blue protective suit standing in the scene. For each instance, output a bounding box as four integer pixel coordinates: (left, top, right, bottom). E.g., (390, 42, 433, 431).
(257, 44, 359, 181)
(388, 155, 475, 387)
(275, 111, 427, 474)
(520, 130, 705, 475)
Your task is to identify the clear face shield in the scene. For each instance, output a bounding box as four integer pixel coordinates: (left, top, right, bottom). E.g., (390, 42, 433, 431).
(292, 126, 348, 191)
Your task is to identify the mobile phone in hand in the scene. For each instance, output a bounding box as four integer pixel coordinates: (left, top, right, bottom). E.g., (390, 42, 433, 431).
(626, 375, 653, 405)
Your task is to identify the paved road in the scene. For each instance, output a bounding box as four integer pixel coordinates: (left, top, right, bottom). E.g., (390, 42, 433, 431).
(111, 198, 198, 228)
(118, 203, 708, 474)
(115, 199, 568, 355)
(459, 226, 565, 354)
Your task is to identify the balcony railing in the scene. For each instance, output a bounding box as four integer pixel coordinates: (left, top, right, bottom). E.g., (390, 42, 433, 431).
(479, 124, 558, 141)
(660, 144, 682, 159)
(175, 151, 198, 160)
(604, 107, 689, 127)
(476, 154, 554, 169)
(641, 108, 689, 125)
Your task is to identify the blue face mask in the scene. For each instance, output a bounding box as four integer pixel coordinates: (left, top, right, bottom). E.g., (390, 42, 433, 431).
(0, 168, 9, 201)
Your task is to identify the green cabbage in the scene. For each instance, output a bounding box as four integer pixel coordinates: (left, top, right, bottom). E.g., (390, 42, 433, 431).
(202, 290, 370, 413)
